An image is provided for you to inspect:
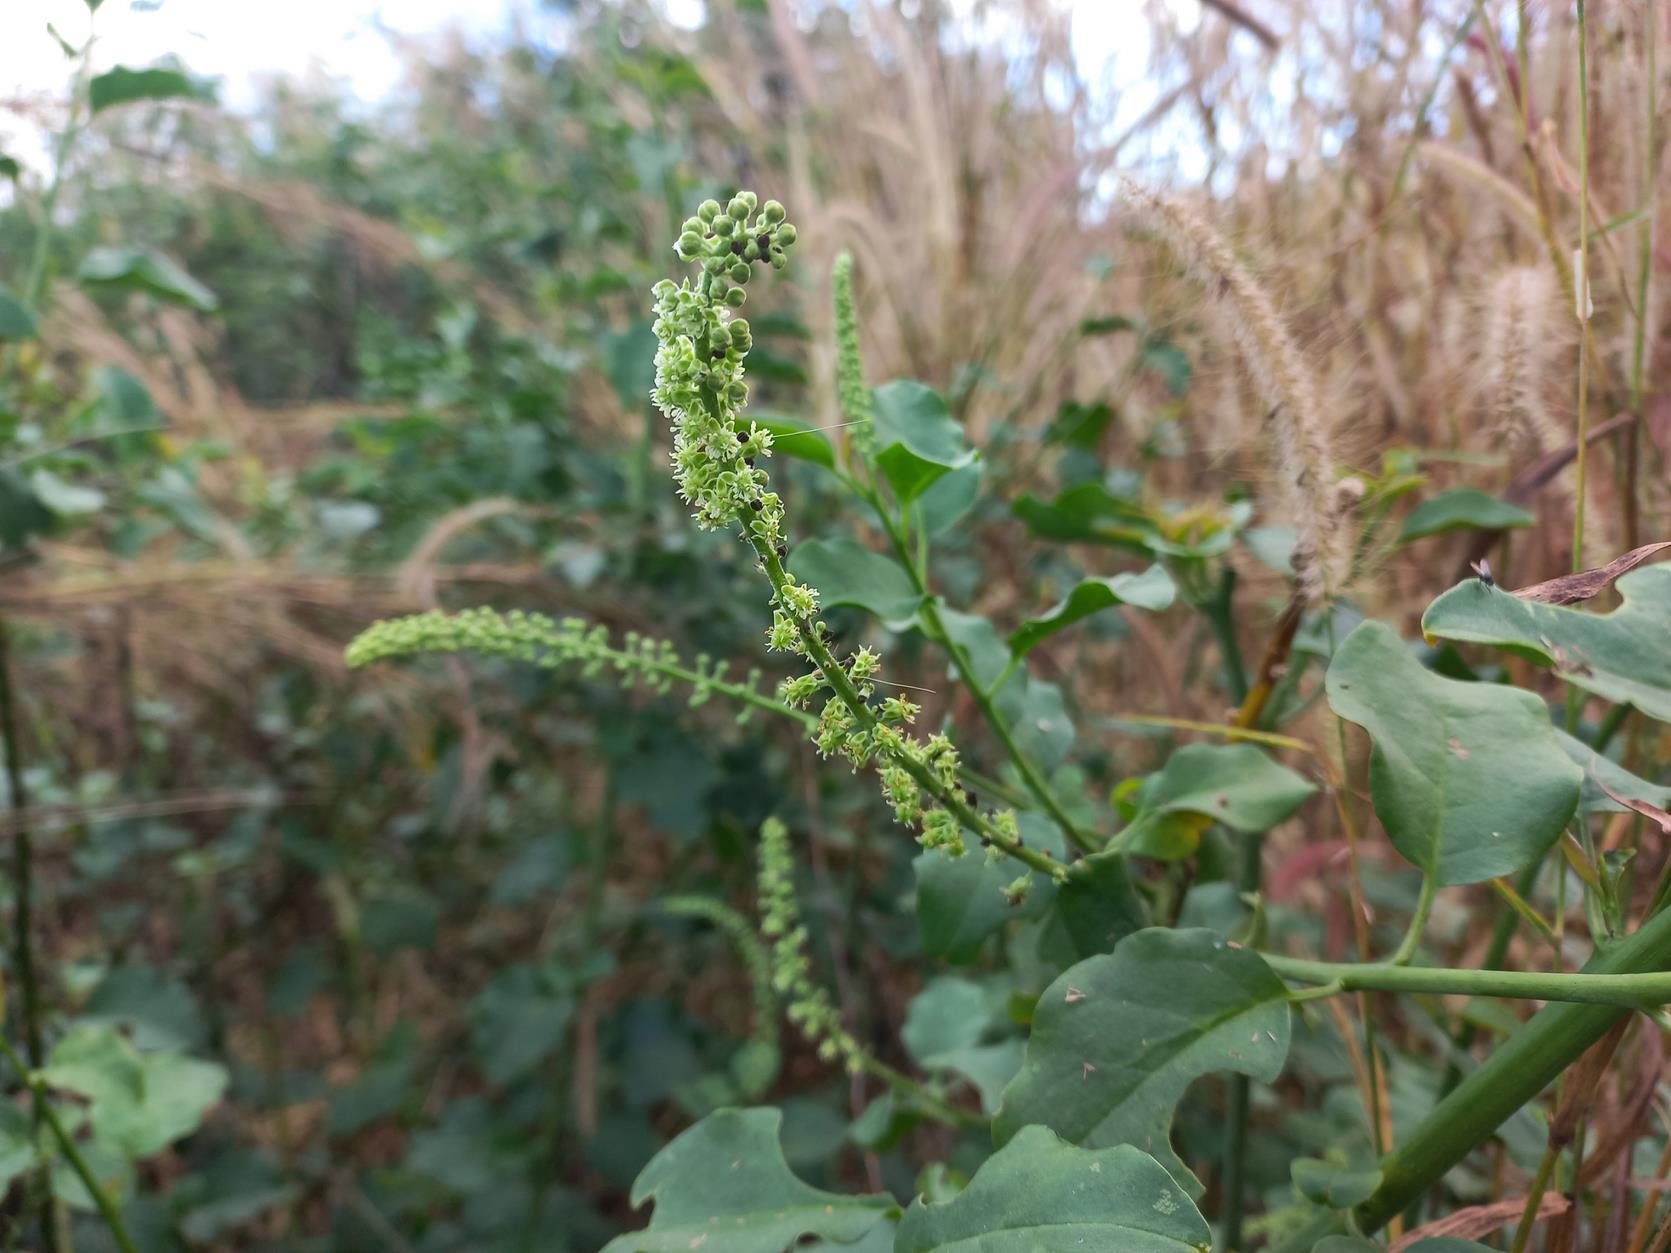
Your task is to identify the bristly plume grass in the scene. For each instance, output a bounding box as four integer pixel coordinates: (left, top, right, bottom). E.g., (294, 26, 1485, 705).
(1119, 178, 1349, 603)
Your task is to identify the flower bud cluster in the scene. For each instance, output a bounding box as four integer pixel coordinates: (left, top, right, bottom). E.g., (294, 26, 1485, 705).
(831, 252, 878, 458)
(346, 608, 770, 723)
(757, 817, 868, 1074)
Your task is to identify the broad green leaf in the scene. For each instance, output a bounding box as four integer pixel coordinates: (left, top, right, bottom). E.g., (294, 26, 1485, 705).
(1013, 485, 1245, 558)
(919, 462, 981, 535)
(1421, 566, 1671, 724)
(88, 65, 214, 114)
(470, 962, 574, 1085)
(895, 1127, 1211, 1252)
(0, 286, 37, 341)
(1053, 851, 1150, 959)
(995, 927, 1291, 1194)
(1326, 621, 1582, 884)
(914, 845, 1053, 964)
(789, 537, 923, 626)
(1397, 489, 1533, 543)
(1291, 1157, 1382, 1208)
(30, 469, 104, 516)
(95, 366, 160, 425)
(81, 965, 206, 1052)
(903, 978, 1019, 1113)
(743, 412, 835, 469)
(872, 380, 975, 502)
(1142, 338, 1192, 395)
(41, 1026, 227, 1158)
(934, 604, 1010, 692)
(1556, 729, 1671, 814)
(0, 1105, 34, 1193)
(1008, 564, 1176, 657)
(1113, 744, 1316, 861)
(78, 247, 218, 312)
(997, 676, 1076, 772)
(598, 1107, 892, 1253)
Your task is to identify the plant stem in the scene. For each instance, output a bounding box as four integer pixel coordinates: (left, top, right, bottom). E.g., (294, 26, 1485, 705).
(752, 539, 1070, 881)
(1390, 876, 1437, 966)
(1201, 567, 1249, 705)
(865, 491, 1098, 854)
(1262, 952, 1671, 1007)
(0, 1034, 137, 1253)
(1625, 4, 1656, 551)
(1572, 0, 1592, 572)
(1216, 828, 1264, 1253)
(1358, 901, 1671, 1234)
(0, 619, 44, 1068)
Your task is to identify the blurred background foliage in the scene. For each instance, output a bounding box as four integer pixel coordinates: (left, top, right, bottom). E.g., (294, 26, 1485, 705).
(0, 0, 1665, 1248)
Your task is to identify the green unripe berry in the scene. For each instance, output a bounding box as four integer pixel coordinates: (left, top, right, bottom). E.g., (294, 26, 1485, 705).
(724, 287, 747, 308)
(681, 216, 704, 235)
(744, 240, 761, 262)
(770, 251, 787, 270)
(678, 231, 703, 255)
(698, 199, 721, 223)
(775, 223, 797, 247)
(763, 200, 786, 225)
(727, 195, 751, 219)
(713, 216, 735, 237)
(729, 260, 751, 283)
(729, 319, 751, 346)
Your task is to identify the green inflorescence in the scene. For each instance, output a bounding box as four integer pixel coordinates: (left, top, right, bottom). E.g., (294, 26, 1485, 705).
(650, 190, 1060, 880)
(831, 252, 877, 458)
(345, 607, 787, 723)
(756, 816, 869, 1073)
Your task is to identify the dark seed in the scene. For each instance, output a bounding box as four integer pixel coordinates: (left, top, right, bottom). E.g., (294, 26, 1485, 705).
(736, 430, 748, 442)
(750, 499, 763, 511)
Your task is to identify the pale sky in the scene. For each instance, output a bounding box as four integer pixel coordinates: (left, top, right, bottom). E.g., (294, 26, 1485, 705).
(2, 0, 1188, 171)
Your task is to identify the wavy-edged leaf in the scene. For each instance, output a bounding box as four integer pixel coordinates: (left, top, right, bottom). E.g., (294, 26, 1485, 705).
(79, 247, 218, 312)
(994, 928, 1290, 1194)
(1396, 489, 1533, 543)
(599, 1108, 892, 1253)
(1113, 744, 1316, 861)
(1009, 565, 1176, 657)
(1421, 565, 1671, 723)
(88, 64, 214, 114)
(895, 1127, 1210, 1253)
(1326, 621, 1581, 884)
(872, 380, 975, 502)
(1555, 729, 1671, 814)
(788, 537, 922, 626)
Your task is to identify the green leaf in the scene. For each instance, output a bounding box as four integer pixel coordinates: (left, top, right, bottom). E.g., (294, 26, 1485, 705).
(599, 1108, 892, 1253)
(1053, 851, 1150, 959)
(788, 537, 923, 626)
(470, 962, 574, 1086)
(1326, 621, 1582, 884)
(1397, 489, 1533, 543)
(30, 469, 105, 516)
(1421, 565, 1671, 724)
(81, 965, 206, 1052)
(1013, 483, 1150, 547)
(0, 286, 38, 341)
(1141, 339, 1192, 395)
(1114, 744, 1316, 861)
(88, 65, 214, 115)
(78, 246, 218, 312)
(994, 928, 1291, 1194)
(95, 366, 160, 425)
(872, 380, 975, 502)
(743, 412, 835, 469)
(41, 1026, 227, 1158)
(1556, 729, 1671, 814)
(914, 846, 1052, 964)
(1009, 564, 1176, 657)
(895, 1126, 1211, 1252)
(902, 977, 1020, 1113)
(1291, 1157, 1382, 1208)
(919, 463, 982, 535)
(933, 605, 1010, 692)
(996, 676, 1076, 772)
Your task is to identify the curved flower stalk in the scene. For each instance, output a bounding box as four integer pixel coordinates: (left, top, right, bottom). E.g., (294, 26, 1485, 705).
(347, 607, 800, 725)
(650, 192, 1067, 883)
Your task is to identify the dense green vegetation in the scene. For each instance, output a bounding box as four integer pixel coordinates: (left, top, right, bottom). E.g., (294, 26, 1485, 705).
(1, 2, 1669, 1251)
